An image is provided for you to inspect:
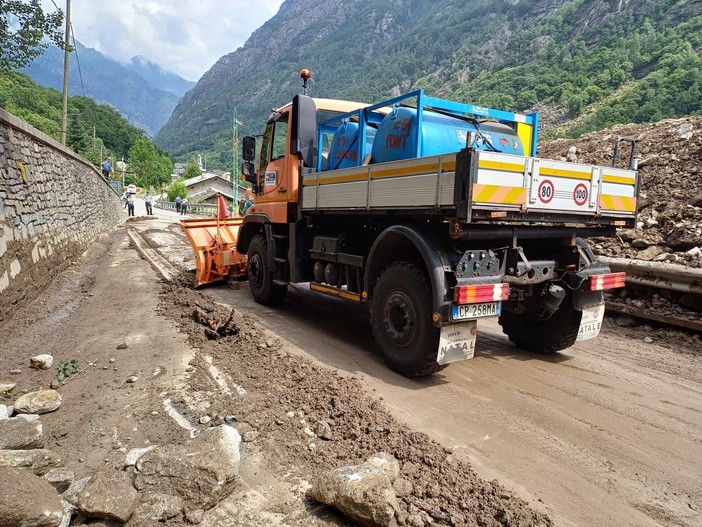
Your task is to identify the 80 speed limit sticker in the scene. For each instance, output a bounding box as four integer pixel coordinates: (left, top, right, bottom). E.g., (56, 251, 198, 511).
(538, 180, 554, 203)
(573, 183, 588, 206)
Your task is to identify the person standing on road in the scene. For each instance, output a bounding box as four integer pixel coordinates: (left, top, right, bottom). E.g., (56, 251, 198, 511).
(144, 193, 154, 215)
(181, 197, 188, 215)
(126, 193, 135, 217)
(175, 195, 182, 214)
(101, 158, 112, 179)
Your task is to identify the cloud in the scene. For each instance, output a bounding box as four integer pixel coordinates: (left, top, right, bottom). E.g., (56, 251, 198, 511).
(42, 0, 283, 81)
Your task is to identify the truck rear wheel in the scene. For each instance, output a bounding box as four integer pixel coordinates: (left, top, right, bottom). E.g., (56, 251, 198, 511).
(370, 262, 442, 377)
(247, 234, 287, 305)
(498, 298, 581, 354)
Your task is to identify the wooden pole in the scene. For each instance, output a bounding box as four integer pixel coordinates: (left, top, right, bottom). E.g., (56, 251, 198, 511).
(60, 0, 71, 144)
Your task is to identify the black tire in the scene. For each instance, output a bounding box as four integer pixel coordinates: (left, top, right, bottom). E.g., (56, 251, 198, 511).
(370, 262, 442, 377)
(498, 297, 582, 354)
(247, 234, 287, 305)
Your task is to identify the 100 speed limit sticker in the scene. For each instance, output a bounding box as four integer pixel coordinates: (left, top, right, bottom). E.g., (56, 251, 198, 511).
(573, 183, 588, 206)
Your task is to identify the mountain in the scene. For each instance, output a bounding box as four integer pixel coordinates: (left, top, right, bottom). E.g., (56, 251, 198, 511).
(125, 55, 196, 97)
(21, 41, 194, 136)
(155, 0, 702, 168)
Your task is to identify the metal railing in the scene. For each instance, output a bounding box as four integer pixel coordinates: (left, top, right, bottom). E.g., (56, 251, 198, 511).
(155, 201, 221, 217)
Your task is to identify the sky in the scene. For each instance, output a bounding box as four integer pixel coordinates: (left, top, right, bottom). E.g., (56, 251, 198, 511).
(41, 0, 285, 81)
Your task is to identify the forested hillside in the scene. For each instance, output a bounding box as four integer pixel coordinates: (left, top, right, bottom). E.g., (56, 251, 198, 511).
(156, 0, 702, 168)
(1, 71, 146, 164)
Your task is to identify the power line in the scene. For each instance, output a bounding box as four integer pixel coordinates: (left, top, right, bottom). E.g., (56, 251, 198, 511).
(70, 23, 86, 97)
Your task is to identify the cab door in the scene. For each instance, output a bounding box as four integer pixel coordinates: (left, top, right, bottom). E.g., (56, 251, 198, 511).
(249, 112, 298, 224)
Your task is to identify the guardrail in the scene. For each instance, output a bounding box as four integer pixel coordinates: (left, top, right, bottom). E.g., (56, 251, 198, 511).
(155, 201, 221, 217)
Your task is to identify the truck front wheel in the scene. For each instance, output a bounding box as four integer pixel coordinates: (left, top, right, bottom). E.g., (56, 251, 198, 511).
(247, 234, 287, 305)
(499, 297, 581, 354)
(370, 263, 442, 377)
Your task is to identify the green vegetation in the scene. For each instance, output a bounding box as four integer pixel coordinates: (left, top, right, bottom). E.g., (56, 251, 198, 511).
(182, 159, 202, 180)
(0, 70, 172, 187)
(56, 359, 80, 382)
(166, 180, 187, 201)
(1, 0, 66, 70)
(156, 0, 702, 165)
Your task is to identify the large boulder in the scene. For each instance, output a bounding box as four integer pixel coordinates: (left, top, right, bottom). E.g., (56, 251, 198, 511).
(311, 453, 402, 527)
(0, 416, 44, 449)
(14, 390, 62, 415)
(133, 424, 241, 509)
(75, 469, 138, 523)
(0, 467, 63, 527)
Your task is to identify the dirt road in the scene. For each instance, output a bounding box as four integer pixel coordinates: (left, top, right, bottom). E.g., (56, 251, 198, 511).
(137, 216, 702, 527)
(1, 211, 700, 527)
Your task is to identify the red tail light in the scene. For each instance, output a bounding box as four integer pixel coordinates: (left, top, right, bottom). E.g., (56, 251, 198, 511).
(454, 283, 510, 304)
(589, 272, 626, 291)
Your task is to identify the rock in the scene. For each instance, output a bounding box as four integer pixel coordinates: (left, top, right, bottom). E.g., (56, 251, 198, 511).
(129, 491, 184, 524)
(62, 477, 90, 507)
(636, 246, 665, 261)
(303, 426, 315, 437)
(76, 469, 138, 523)
(43, 468, 75, 493)
(0, 449, 63, 475)
(14, 390, 62, 415)
(134, 425, 241, 509)
(30, 354, 54, 370)
(125, 446, 156, 467)
(644, 337, 653, 344)
(109, 358, 116, 363)
(676, 122, 694, 139)
(311, 452, 402, 527)
(10, 369, 21, 375)
(116, 343, 128, 350)
(566, 146, 578, 162)
(393, 477, 413, 497)
(50, 379, 60, 390)
(199, 415, 211, 425)
(0, 416, 44, 449)
(242, 430, 260, 443)
(0, 467, 64, 527)
(0, 381, 16, 393)
(686, 246, 701, 257)
(126, 376, 138, 384)
(0, 405, 7, 420)
(316, 420, 332, 440)
(184, 508, 204, 524)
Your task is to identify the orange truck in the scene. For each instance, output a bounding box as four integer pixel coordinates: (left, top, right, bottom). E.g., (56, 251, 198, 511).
(182, 70, 637, 377)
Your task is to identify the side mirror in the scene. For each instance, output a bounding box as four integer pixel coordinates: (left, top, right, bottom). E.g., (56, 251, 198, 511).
(291, 94, 318, 168)
(242, 161, 256, 184)
(242, 136, 256, 162)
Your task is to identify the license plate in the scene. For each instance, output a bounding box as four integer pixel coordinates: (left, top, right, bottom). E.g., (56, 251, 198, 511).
(452, 301, 501, 321)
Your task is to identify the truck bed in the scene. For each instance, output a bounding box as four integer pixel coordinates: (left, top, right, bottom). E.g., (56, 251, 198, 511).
(301, 150, 638, 227)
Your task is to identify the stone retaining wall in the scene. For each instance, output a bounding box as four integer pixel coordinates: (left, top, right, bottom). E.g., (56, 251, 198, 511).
(0, 108, 123, 323)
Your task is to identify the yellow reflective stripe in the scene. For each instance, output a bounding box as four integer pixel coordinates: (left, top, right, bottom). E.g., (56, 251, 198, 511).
(303, 171, 366, 186)
(602, 174, 636, 184)
(599, 194, 637, 212)
(310, 282, 362, 302)
(442, 161, 456, 171)
(539, 167, 591, 180)
(473, 184, 526, 204)
(371, 162, 438, 179)
(478, 159, 525, 173)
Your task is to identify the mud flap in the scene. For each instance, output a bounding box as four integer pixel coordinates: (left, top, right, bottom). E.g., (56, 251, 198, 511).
(437, 320, 477, 365)
(576, 304, 605, 341)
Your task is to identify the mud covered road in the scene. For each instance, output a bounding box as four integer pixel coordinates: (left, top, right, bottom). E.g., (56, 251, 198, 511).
(1, 208, 700, 527)
(135, 214, 702, 527)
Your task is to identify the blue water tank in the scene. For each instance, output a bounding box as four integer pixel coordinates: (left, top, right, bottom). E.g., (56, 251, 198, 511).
(327, 121, 377, 170)
(371, 107, 523, 164)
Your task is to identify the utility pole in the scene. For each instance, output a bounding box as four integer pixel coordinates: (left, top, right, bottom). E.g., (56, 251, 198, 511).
(60, 0, 71, 144)
(232, 109, 240, 216)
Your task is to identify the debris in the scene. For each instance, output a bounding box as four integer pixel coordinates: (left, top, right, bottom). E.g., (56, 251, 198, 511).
(30, 354, 54, 370)
(192, 305, 238, 340)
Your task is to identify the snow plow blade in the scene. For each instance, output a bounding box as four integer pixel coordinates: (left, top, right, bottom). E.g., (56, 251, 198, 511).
(181, 217, 247, 287)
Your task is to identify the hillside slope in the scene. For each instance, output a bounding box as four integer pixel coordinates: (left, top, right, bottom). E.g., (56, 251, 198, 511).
(21, 41, 193, 136)
(156, 0, 702, 167)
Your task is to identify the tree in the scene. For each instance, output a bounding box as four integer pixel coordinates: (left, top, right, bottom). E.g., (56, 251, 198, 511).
(0, 0, 66, 70)
(182, 159, 201, 180)
(127, 138, 173, 190)
(167, 180, 187, 201)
